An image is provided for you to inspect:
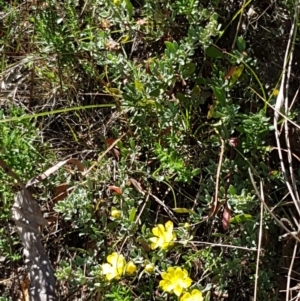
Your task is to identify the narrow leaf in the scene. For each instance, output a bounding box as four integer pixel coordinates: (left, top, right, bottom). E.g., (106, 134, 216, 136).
(124, 0, 133, 19)
(230, 214, 254, 224)
(164, 41, 177, 53)
(129, 207, 137, 222)
(213, 87, 226, 106)
(172, 208, 195, 214)
(129, 178, 144, 195)
(236, 36, 246, 52)
(230, 65, 244, 87)
(224, 66, 237, 80)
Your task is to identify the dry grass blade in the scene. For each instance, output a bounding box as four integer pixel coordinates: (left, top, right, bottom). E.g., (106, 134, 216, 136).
(27, 158, 86, 186)
(253, 181, 264, 301)
(286, 242, 298, 301)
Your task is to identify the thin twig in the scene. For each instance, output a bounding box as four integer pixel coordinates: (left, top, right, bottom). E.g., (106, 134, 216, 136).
(190, 241, 257, 251)
(286, 242, 298, 301)
(231, 0, 246, 50)
(253, 181, 264, 301)
(210, 128, 225, 217)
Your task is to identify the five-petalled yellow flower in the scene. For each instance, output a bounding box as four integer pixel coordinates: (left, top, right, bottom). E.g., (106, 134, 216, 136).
(159, 267, 192, 296)
(180, 289, 204, 301)
(101, 252, 137, 281)
(149, 221, 176, 250)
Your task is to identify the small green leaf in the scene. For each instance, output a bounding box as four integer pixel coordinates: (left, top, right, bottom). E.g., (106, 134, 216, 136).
(129, 207, 137, 222)
(207, 101, 217, 119)
(124, 0, 133, 19)
(195, 77, 207, 85)
(129, 139, 135, 149)
(236, 36, 246, 52)
(229, 64, 244, 87)
(213, 87, 226, 106)
(230, 214, 254, 224)
(205, 46, 224, 58)
(228, 184, 236, 195)
(182, 63, 196, 77)
(149, 88, 160, 97)
(164, 41, 177, 53)
(191, 168, 201, 176)
(176, 92, 187, 102)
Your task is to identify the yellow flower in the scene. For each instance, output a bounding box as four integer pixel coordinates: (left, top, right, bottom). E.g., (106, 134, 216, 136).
(159, 267, 192, 296)
(110, 207, 121, 218)
(101, 252, 137, 281)
(144, 263, 154, 273)
(149, 221, 176, 250)
(180, 289, 203, 301)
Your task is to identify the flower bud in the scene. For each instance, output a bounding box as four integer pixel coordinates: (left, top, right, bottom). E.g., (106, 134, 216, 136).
(183, 222, 190, 230)
(111, 207, 121, 218)
(125, 261, 137, 275)
(145, 263, 154, 273)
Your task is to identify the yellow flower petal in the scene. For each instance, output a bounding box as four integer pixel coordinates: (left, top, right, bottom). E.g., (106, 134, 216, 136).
(182, 278, 193, 288)
(101, 263, 118, 281)
(103, 252, 127, 280)
(106, 271, 118, 281)
(152, 224, 164, 236)
(106, 252, 119, 264)
(149, 237, 159, 248)
(101, 263, 113, 275)
(165, 220, 173, 233)
(159, 280, 175, 293)
(180, 289, 203, 301)
(167, 267, 175, 274)
(180, 292, 190, 301)
(173, 284, 183, 297)
(161, 271, 169, 280)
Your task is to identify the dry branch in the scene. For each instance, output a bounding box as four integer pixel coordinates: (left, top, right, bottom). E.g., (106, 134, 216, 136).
(0, 158, 57, 301)
(11, 188, 56, 301)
